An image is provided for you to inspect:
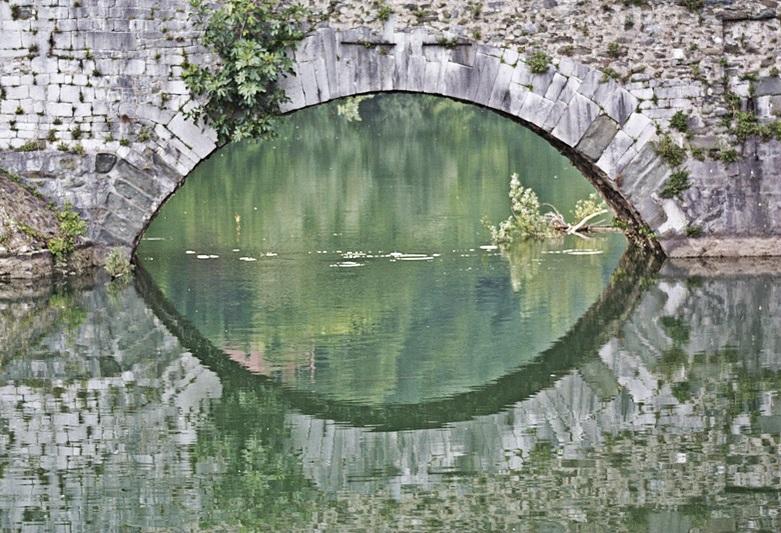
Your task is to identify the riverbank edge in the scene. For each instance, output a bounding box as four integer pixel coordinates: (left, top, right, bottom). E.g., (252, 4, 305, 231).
(0, 244, 107, 280)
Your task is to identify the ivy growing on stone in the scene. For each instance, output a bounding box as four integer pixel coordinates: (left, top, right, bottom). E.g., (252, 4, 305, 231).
(183, 0, 308, 145)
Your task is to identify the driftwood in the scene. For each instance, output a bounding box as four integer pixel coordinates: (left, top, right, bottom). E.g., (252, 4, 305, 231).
(540, 205, 614, 239)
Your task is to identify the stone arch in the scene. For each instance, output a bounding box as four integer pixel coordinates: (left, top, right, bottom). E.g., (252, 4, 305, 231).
(103, 27, 679, 255)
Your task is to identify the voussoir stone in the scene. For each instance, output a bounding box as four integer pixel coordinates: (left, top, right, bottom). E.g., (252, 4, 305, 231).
(576, 115, 620, 162)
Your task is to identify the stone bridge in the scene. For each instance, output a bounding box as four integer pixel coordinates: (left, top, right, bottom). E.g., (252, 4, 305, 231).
(1, 0, 781, 258)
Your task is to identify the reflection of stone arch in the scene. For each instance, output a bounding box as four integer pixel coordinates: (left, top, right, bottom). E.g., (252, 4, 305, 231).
(103, 27, 678, 255)
(135, 248, 663, 431)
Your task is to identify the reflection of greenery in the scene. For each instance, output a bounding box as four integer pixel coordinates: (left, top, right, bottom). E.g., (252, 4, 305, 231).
(501, 234, 624, 329)
(659, 315, 691, 379)
(47, 290, 86, 332)
(336, 95, 373, 122)
(194, 387, 326, 531)
(139, 93, 618, 406)
(660, 316, 690, 345)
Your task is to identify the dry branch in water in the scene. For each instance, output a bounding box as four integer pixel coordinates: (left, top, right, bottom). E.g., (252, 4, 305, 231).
(485, 174, 613, 247)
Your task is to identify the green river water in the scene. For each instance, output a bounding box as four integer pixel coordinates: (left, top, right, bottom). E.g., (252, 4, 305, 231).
(2, 95, 781, 531)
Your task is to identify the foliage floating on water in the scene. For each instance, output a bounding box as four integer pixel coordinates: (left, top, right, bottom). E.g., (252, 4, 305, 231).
(485, 174, 610, 246)
(183, 0, 308, 144)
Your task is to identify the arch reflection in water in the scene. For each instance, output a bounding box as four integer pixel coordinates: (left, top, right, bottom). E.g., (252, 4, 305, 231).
(139, 93, 624, 407)
(2, 263, 781, 530)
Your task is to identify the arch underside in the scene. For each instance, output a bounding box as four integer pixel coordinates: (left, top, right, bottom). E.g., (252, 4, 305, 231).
(126, 27, 676, 256)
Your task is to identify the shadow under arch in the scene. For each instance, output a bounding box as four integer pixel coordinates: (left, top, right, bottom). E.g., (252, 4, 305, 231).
(134, 246, 663, 432)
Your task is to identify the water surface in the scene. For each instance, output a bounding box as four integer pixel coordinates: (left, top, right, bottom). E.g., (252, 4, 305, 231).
(139, 94, 623, 407)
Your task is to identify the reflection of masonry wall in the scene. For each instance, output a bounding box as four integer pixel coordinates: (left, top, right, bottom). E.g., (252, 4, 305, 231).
(287, 275, 781, 529)
(2, 273, 781, 528)
(0, 283, 221, 531)
(0, 1, 780, 254)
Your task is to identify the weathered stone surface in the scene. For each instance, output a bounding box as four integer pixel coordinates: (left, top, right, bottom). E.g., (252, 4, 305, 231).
(754, 77, 781, 97)
(551, 93, 600, 146)
(95, 153, 117, 174)
(576, 115, 620, 162)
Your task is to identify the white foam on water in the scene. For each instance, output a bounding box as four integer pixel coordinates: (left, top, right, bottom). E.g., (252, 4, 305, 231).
(329, 261, 365, 268)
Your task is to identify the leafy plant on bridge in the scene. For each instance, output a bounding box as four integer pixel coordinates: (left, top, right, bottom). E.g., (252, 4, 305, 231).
(48, 204, 86, 264)
(183, 0, 308, 144)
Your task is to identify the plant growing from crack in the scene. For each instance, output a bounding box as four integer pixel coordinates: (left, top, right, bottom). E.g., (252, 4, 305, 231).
(48, 204, 86, 264)
(183, 0, 309, 144)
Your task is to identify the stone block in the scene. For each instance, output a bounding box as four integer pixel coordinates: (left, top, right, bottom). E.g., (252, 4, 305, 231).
(517, 91, 555, 130)
(596, 130, 635, 178)
(544, 73, 567, 101)
(404, 54, 427, 95)
(596, 88, 637, 125)
(441, 62, 473, 100)
(60, 85, 81, 103)
(298, 61, 320, 106)
(576, 114, 620, 161)
(487, 62, 515, 111)
(114, 179, 153, 209)
(551, 93, 600, 147)
(95, 153, 116, 173)
(422, 60, 443, 94)
(619, 143, 669, 202)
(622, 112, 653, 140)
(86, 32, 135, 51)
(756, 77, 781, 97)
(471, 52, 501, 105)
(312, 56, 332, 103)
(278, 71, 305, 112)
(166, 113, 216, 160)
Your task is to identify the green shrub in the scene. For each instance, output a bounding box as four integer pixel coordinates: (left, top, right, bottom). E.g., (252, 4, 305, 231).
(601, 67, 620, 82)
(679, 0, 703, 10)
(670, 110, 689, 133)
(486, 174, 553, 245)
(48, 204, 86, 263)
(685, 225, 703, 238)
(183, 0, 308, 144)
(607, 42, 624, 58)
(376, 2, 392, 21)
(660, 169, 690, 199)
(526, 51, 550, 74)
(655, 135, 687, 166)
(719, 148, 739, 163)
(734, 111, 759, 141)
(16, 139, 45, 152)
(104, 248, 134, 278)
